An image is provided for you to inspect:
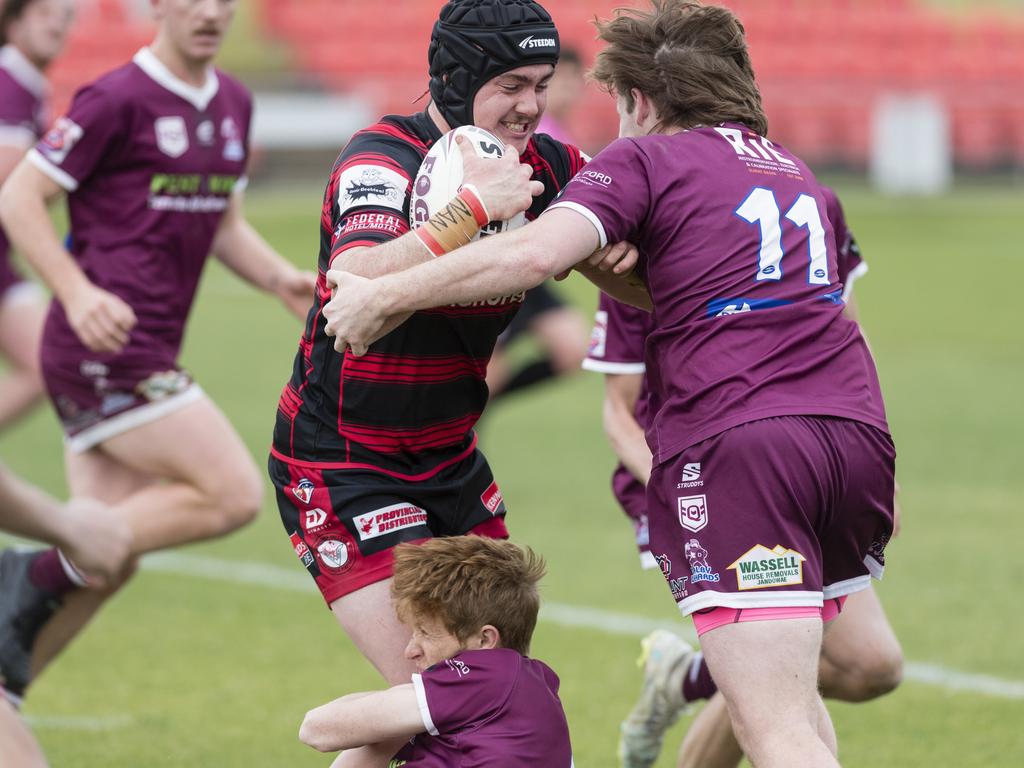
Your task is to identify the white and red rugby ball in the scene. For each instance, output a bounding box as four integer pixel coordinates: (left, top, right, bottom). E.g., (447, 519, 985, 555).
(410, 125, 527, 239)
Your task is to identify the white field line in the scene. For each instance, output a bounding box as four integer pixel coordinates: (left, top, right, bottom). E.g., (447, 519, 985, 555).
(24, 714, 134, 731)
(2, 538, 1022, 701)
(141, 552, 1024, 701)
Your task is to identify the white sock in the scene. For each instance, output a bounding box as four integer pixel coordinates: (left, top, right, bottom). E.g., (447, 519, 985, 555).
(57, 549, 89, 587)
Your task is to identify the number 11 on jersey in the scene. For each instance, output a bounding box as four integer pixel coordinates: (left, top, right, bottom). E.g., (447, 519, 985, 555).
(735, 188, 830, 286)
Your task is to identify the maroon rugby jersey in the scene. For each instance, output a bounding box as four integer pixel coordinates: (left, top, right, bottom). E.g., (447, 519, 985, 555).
(584, 183, 869, 506)
(0, 44, 49, 283)
(273, 112, 585, 477)
(28, 47, 252, 357)
(393, 649, 573, 767)
(554, 126, 888, 465)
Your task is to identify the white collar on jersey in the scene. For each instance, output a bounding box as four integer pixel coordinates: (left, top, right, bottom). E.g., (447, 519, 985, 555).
(133, 47, 219, 112)
(0, 44, 49, 99)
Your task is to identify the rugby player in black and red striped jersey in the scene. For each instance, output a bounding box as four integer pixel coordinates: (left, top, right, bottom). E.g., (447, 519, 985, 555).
(267, 0, 594, 722)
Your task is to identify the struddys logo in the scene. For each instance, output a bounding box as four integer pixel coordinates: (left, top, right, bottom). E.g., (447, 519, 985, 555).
(316, 537, 353, 572)
(518, 35, 557, 49)
(677, 494, 708, 533)
(677, 462, 703, 489)
(728, 544, 806, 591)
(352, 503, 428, 541)
(684, 538, 721, 584)
(292, 478, 315, 505)
(39, 116, 83, 164)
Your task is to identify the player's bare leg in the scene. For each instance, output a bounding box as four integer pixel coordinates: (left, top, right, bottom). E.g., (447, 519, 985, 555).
(675, 693, 743, 768)
(329, 579, 416, 685)
(328, 580, 418, 766)
(0, 293, 46, 430)
(819, 588, 902, 702)
(96, 395, 263, 553)
(26, 395, 260, 686)
(0, 695, 47, 768)
(486, 306, 587, 397)
(699, 618, 839, 768)
(28, 448, 152, 681)
(530, 306, 588, 375)
(673, 589, 900, 768)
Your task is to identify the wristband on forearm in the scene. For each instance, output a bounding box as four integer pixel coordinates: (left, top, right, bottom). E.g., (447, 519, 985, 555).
(414, 184, 491, 257)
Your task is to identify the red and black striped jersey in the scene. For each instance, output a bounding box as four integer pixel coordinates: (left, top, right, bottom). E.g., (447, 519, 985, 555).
(272, 111, 586, 479)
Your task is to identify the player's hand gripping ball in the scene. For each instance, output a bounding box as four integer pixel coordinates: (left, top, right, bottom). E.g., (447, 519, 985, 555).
(411, 125, 528, 238)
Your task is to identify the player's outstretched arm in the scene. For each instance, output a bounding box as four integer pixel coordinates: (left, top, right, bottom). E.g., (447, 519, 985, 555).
(211, 193, 317, 319)
(323, 209, 598, 355)
(0, 160, 136, 353)
(603, 373, 654, 486)
(299, 684, 423, 753)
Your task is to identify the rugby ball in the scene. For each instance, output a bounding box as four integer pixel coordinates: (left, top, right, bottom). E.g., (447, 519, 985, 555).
(410, 125, 527, 239)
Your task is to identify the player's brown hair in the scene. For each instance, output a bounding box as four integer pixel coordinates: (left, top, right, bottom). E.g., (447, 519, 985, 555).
(391, 537, 546, 656)
(590, 0, 768, 136)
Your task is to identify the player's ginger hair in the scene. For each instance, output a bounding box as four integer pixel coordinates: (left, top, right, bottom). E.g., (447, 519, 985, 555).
(391, 537, 546, 656)
(590, 0, 769, 137)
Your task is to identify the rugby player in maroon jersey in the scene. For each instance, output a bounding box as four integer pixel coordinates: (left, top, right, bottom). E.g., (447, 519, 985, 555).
(586, 186, 902, 768)
(0, 0, 314, 704)
(322, 3, 898, 766)
(0, 0, 74, 432)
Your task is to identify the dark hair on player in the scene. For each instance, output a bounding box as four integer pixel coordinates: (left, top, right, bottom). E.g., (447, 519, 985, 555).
(590, 0, 768, 136)
(391, 537, 546, 656)
(0, 0, 37, 46)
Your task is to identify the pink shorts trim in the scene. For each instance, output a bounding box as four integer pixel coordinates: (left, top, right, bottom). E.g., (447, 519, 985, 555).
(822, 596, 847, 623)
(692, 596, 848, 637)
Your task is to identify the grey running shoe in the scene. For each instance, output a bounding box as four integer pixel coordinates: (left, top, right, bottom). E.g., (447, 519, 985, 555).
(0, 548, 62, 703)
(619, 629, 695, 768)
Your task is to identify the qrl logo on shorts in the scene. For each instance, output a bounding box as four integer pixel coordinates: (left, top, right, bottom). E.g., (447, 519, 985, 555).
(677, 495, 708, 533)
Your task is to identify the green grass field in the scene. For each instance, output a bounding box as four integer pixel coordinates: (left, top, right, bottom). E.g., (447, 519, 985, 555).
(2, 178, 1023, 767)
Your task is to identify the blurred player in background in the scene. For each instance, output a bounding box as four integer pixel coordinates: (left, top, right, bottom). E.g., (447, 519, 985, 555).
(0, 460, 131, 764)
(267, 1, 591, 762)
(0, 0, 74, 431)
(0, 0, 313, 704)
(486, 47, 589, 405)
(585, 186, 903, 768)
(319, 2, 898, 765)
(299, 537, 572, 767)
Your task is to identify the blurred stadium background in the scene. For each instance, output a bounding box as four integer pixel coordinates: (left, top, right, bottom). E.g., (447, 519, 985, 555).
(45, 0, 1024, 175)
(2, 0, 1023, 766)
